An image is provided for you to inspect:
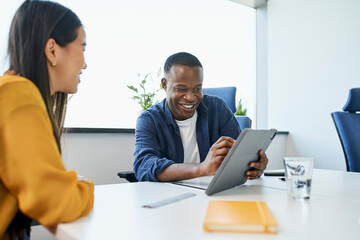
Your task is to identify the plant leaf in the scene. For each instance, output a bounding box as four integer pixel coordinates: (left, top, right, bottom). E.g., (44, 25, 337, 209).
(127, 85, 138, 93)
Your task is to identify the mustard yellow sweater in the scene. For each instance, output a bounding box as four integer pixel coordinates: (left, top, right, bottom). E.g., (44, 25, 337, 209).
(0, 72, 94, 239)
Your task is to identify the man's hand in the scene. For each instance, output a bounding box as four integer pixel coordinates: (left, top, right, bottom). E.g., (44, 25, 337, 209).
(156, 136, 235, 182)
(246, 150, 268, 180)
(198, 136, 235, 176)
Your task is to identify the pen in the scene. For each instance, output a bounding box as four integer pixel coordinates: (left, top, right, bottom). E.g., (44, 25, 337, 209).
(142, 192, 196, 208)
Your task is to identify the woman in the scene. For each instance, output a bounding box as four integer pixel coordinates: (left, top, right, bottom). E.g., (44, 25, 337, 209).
(0, 1, 94, 239)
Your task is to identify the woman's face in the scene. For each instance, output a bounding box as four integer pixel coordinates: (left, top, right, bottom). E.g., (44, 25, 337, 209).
(48, 27, 87, 94)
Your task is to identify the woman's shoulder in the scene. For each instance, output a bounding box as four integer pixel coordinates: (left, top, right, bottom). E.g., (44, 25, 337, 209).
(0, 71, 36, 88)
(0, 72, 45, 113)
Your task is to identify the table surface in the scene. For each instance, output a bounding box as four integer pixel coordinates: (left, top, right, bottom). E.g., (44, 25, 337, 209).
(55, 169, 360, 240)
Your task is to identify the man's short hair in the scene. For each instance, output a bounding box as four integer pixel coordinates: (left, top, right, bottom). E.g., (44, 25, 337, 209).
(164, 52, 203, 74)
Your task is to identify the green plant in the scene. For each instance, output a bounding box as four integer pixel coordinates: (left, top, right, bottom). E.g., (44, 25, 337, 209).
(235, 99, 247, 116)
(127, 73, 161, 110)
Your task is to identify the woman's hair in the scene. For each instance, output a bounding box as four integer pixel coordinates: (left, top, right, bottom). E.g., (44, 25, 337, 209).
(7, 0, 83, 152)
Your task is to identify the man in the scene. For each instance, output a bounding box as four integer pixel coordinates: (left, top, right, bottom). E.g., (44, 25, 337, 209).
(133, 52, 268, 182)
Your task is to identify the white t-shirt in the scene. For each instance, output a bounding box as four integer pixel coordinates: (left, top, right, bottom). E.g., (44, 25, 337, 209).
(175, 111, 200, 164)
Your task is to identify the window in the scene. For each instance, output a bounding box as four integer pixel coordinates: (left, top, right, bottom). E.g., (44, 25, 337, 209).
(0, 0, 256, 128)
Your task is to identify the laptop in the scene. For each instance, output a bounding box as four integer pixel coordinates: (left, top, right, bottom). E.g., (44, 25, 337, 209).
(173, 129, 277, 195)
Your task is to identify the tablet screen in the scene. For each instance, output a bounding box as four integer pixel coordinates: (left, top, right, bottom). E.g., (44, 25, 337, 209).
(205, 129, 277, 195)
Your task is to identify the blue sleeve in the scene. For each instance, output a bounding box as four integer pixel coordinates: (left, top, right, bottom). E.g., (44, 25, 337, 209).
(218, 100, 241, 139)
(133, 114, 175, 182)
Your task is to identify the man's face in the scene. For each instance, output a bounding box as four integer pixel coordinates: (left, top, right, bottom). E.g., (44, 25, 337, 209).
(162, 65, 203, 121)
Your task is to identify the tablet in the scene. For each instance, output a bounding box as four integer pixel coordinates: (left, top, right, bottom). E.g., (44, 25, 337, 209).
(205, 129, 277, 196)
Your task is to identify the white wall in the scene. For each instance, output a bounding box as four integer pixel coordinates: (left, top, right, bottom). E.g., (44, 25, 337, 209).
(267, 0, 360, 170)
(255, 4, 268, 129)
(61, 133, 135, 185)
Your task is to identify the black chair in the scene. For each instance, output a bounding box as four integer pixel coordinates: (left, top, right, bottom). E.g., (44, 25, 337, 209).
(331, 88, 360, 172)
(117, 171, 138, 182)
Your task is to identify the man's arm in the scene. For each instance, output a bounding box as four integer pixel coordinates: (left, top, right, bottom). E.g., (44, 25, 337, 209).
(133, 115, 175, 182)
(157, 136, 235, 182)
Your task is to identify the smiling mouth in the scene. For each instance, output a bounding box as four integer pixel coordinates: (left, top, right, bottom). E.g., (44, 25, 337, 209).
(180, 104, 196, 109)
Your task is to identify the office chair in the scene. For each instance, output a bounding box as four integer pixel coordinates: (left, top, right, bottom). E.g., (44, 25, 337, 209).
(118, 86, 252, 182)
(117, 171, 138, 182)
(202, 87, 237, 112)
(202, 87, 252, 130)
(331, 88, 360, 172)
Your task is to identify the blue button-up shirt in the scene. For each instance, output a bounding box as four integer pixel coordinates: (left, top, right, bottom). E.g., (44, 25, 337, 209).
(133, 95, 241, 181)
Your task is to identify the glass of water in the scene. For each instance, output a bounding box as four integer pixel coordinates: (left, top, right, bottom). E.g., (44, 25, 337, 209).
(283, 157, 314, 201)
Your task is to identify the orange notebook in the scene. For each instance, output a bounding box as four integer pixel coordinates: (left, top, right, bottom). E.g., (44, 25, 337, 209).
(203, 200, 278, 233)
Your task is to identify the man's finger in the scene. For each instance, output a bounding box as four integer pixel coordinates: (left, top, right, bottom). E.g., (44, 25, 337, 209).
(215, 139, 235, 149)
(246, 170, 261, 179)
(213, 147, 232, 157)
(249, 162, 258, 168)
(215, 136, 235, 144)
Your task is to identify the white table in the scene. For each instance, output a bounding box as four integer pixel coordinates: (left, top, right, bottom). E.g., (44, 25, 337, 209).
(55, 169, 360, 240)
